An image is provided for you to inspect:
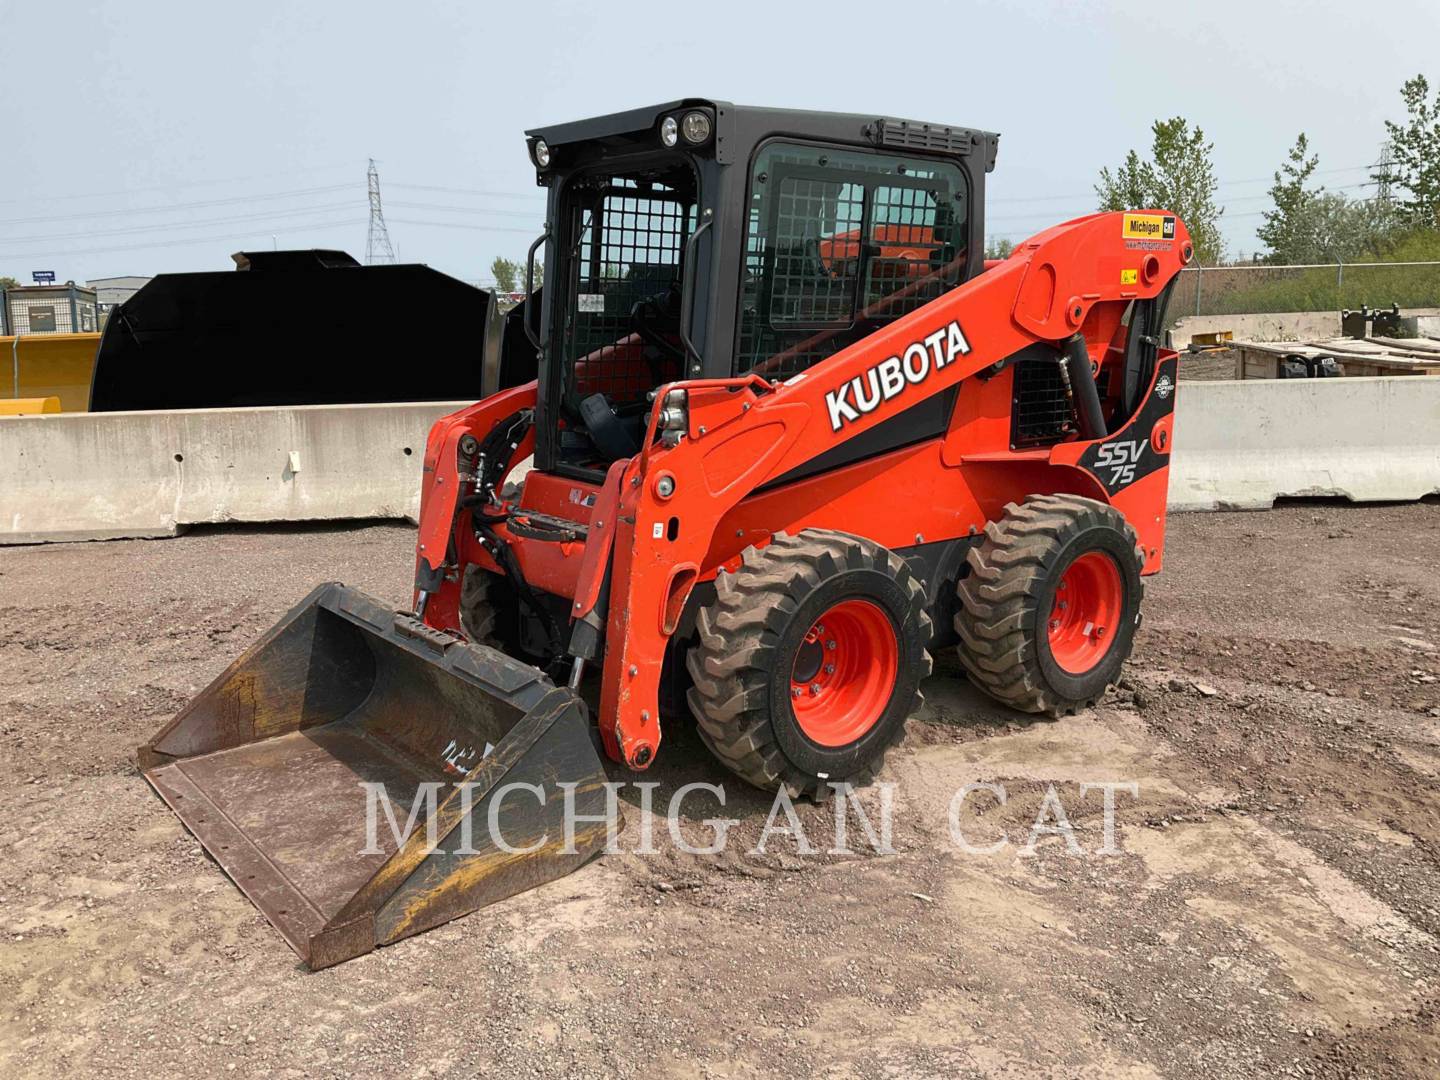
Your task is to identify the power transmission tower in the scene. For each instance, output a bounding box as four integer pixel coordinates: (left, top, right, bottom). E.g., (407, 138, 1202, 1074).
(365, 158, 397, 265)
(1372, 142, 1395, 206)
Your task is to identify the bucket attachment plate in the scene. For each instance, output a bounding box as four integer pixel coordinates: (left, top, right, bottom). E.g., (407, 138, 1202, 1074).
(138, 583, 612, 969)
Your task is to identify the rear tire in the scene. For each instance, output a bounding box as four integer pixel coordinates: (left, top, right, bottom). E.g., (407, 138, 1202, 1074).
(955, 494, 1144, 716)
(686, 530, 932, 797)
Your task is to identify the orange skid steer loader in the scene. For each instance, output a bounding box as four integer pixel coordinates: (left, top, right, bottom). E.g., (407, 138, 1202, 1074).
(139, 100, 1190, 968)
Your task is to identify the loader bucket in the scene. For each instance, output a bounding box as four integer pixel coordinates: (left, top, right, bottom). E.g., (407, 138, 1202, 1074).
(137, 583, 613, 970)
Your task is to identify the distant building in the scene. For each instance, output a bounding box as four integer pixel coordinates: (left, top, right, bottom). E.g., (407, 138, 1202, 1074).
(1, 282, 99, 335)
(88, 275, 151, 313)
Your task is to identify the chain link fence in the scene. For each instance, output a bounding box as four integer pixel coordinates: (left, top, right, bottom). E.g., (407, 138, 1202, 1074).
(1173, 261, 1440, 320)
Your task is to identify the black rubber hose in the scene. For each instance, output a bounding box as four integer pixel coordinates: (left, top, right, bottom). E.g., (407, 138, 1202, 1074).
(1064, 334, 1108, 440)
(474, 522, 564, 658)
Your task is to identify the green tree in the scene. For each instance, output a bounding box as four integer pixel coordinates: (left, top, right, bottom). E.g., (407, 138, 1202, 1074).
(1096, 149, 1151, 212)
(1096, 117, 1225, 263)
(984, 237, 1015, 260)
(1259, 133, 1401, 263)
(490, 256, 522, 293)
(1258, 134, 1322, 263)
(1382, 75, 1440, 228)
(0, 275, 18, 292)
(1319, 191, 1400, 261)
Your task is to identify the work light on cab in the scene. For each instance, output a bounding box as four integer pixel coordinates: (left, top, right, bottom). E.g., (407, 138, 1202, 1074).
(681, 111, 711, 144)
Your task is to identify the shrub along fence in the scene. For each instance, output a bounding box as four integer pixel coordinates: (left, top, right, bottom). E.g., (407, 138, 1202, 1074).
(1172, 261, 1440, 321)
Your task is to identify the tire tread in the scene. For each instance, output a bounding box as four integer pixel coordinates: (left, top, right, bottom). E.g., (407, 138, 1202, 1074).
(686, 529, 932, 796)
(954, 494, 1143, 716)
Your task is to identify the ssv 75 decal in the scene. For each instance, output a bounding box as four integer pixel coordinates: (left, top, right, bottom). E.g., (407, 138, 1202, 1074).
(825, 320, 972, 431)
(1094, 439, 1147, 487)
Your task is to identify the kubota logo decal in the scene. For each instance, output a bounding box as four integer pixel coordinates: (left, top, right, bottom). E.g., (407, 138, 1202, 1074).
(825, 319, 972, 431)
(1095, 439, 1147, 487)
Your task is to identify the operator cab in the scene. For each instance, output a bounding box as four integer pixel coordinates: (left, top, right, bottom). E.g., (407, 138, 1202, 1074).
(521, 100, 998, 480)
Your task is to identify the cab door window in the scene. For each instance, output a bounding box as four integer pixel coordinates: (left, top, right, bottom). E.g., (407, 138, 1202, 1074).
(736, 143, 969, 379)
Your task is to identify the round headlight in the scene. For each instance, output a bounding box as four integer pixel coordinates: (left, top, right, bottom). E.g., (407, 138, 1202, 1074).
(660, 116, 679, 148)
(533, 139, 551, 168)
(681, 111, 712, 145)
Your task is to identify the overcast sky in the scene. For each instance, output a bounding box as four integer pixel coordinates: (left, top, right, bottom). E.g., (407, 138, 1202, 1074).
(2, 0, 1435, 286)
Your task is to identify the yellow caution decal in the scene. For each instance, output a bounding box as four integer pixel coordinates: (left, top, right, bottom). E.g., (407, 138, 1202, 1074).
(1121, 213, 1176, 241)
(1120, 268, 1139, 285)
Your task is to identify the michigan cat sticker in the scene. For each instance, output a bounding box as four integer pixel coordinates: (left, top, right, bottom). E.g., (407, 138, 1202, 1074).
(1121, 213, 1176, 242)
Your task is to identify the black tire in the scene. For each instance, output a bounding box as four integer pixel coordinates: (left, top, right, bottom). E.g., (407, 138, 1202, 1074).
(459, 565, 502, 647)
(460, 563, 560, 663)
(685, 530, 932, 797)
(955, 494, 1144, 716)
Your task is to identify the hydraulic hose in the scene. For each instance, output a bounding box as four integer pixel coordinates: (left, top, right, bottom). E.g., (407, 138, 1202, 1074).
(1063, 334, 1107, 440)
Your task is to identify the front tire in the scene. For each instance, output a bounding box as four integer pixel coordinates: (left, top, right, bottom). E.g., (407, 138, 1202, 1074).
(955, 494, 1144, 715)
(459, 565, 504, 647)
(686, 530, 932, 796)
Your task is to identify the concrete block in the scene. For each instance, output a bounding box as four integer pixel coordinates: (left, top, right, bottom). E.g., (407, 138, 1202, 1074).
(1, 401, 467, 544)
(1169, 377, 1440, 510)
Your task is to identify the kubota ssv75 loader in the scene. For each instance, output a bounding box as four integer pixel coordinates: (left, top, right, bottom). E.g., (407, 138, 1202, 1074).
(140, 100, 1190, 968)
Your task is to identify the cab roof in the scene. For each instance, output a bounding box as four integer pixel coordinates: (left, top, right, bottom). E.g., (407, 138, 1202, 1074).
(524, 99, 999, 172)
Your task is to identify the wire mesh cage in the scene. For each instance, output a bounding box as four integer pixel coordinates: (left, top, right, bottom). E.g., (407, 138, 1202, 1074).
(737, 144, 969, 381)
(560, 177, 695, 412)
(2, 287, 98, 335)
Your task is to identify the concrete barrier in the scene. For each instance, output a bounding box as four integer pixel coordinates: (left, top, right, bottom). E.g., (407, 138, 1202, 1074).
(1, 401, 467, 544)
(3, 382, 1436, 544)
(1170, 377, 1440, 510)
(1171, 309, 1440, 348)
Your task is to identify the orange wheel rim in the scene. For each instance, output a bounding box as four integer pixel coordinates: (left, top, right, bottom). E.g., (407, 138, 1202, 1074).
(1047, 551, 1123, 675)
(790, 599, 898, 747)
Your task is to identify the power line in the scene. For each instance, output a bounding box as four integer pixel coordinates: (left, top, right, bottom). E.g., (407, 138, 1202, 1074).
(988, 162, 1380, 205)
(0, 218, 364, 261)
(0, 184, 354, 227)
(389, 200, 543, 220)
(0, 163, 358, 206)
(389, 218, 542, 236)
(3, 201, 358, 247)
(986, 179, 1378, 226)
(388, 181, 543, 201)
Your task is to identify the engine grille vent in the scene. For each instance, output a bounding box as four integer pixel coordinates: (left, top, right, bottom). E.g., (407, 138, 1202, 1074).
(1011, 357, 1075, 448)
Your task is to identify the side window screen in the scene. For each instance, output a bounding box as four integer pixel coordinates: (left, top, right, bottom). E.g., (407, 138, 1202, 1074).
(558, 172, 697, 413)
(767, 178, 863, 326)
(737, 144, 969, 381)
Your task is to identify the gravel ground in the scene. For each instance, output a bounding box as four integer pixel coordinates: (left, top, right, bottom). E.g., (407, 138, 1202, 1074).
(2, 503, 1439, 1078)
(1178, 349, 1238, 381)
